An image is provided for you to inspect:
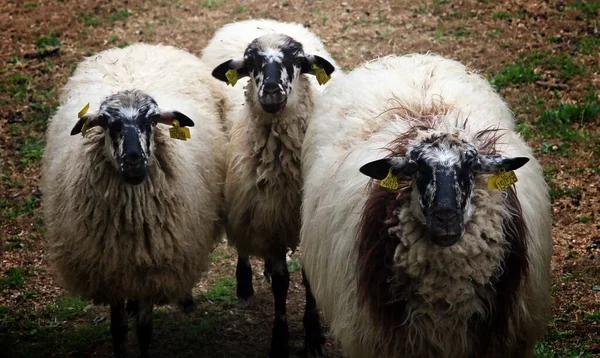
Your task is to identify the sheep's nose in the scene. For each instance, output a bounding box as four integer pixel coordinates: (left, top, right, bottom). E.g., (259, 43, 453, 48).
(434, 210, 458, 223)
(124, 152, 142, 166)
(263, 83, 280, 95)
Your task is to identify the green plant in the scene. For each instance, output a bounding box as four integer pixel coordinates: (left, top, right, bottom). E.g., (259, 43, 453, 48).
(18, 137, 45, 166)
(1, 267, 27, 289)
(79, 13, 101, 26)
(108, 8, 131, 22)
(204, 277, 236, 303)
(41, 295, 93, 321)
(36, 32, 61, 49)
(491, 61, 539, 88)
(287, 257, 301, 273)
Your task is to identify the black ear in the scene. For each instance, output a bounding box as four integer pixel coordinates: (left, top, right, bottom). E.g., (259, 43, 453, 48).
(70, 113, 106, 135)
(360, 158, 394, 180)
(155, 110, 195, 127)
(476, 155, 530, 174)
(211, 59, 249, 83)
(301, 55, 335, 76)
(360, 157, 417, 180)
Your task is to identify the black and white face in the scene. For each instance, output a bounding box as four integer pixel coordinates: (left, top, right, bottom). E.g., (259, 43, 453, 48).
(212, 34, 335, 114)
(360, 134, 529, 247)
(70, 90, 194, 185)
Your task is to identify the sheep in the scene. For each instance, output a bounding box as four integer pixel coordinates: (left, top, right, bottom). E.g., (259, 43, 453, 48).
(300, 54, 552, 358)
(40, 43, 227, 357)
(201, 19, 338, 357)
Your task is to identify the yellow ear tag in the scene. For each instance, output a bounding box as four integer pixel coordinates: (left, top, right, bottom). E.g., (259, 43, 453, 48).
(169, 120, 191, 141)
(225, 69, 238, 87)
(312, 63, 331, 85)
(380, 168, 399, 190)
(488, 170, 518, 190)
(78, 103, 90, 137)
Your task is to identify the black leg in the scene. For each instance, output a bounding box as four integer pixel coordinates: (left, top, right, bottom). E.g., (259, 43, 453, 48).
(177, 291, 195, 314)
(269, 255, 290, 358)
(126, 299, 139, 318)
(303, 270, 327, 357)
(136, 300, 153, 358)
(264, 258, 273, 283)
(110, 301, 128, 358)
(236, 254, 254, 300)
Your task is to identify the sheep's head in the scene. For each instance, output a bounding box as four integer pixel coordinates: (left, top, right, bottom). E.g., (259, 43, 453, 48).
(360, 134, 529, 247)
(212, 33, 335, 113)
(69, 90, 194, 185)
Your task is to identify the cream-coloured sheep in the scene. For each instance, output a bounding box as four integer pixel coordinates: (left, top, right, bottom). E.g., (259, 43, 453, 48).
(201, 19, 339, 357)
(41, 43, 227, 357)
(301, 54, 552, 358)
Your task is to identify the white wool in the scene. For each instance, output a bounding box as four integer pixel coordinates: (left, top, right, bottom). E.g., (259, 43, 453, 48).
(300, 54, 552, 357)
(201, 20, 340, 259)
(41, 43, 227, 303)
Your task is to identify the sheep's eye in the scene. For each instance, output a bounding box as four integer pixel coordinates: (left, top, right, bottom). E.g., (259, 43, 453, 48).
(108, 120, 122, 132)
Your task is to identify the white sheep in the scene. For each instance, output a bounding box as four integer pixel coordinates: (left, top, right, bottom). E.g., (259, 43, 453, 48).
(300, 54, 552, 358)
(41, 43, 227, 357)
(201, 19, 338, 357)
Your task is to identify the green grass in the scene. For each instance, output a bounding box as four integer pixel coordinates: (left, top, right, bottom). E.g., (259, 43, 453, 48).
(5, 235, 24, 249)
(234, 5, 246, 13)
(201, 0, 223, 8)
(24, 2, 39, 8)
(40, 295, 93, 321)
(35, 32, 61, 49)
(534, 340, 593, 357)
(492, 61, 540, 88)
(1, 266, 27, 289)
(203, 277, 236, 303)
(287, 257, 301, 273)
(1, 195, 40, 219)
(108, 8, 131, 22)
(584, 310, 600, 322)
(576, 36, 599, 55)
(535, 92, 600, 140)
(18, 137, 45, 166)
(79, 13, 101, 26)
(568, 0, 600, 19)
(524, 51, 586, 78)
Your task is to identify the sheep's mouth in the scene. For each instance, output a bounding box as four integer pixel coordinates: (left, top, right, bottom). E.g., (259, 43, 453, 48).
(428, 233, 462, 247)
(119, 164, 148, 185)
(259, 95, 287, 113)
(427, 226, 463, 247)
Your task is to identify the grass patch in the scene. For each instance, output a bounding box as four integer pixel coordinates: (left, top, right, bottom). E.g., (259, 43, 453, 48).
(1, 266, 27, 289)
(18, 137, 45, 166)
(5, 235, 24, 249)
(534, 340, 593, 357)
(201, 0, 223, 8)
(79, 13, 101, 26)
(524, 51, 586, 78)
(108, 8, 131, 22)
(584, 310, 600, 322)
(287, 257, 301, 273)
(40, 295, 93, 321)
(234, 5, 246, 13)
(535, 92, 600, 140)
(568, 0, 600, 19)
(577, 36, 599, 55)
(492, 61, 539, 88)
(35, 32, 60, 49)
(204, 277, 236, 303)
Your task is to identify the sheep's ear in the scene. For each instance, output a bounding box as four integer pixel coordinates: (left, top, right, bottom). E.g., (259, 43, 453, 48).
(359, 157, 417, 180)
(475, 155, 529, 174)
(212, 59, 249, 85)
(301, 55, 335, 77)
(70, 113, 107, 135)
(154, 110, 195, 127)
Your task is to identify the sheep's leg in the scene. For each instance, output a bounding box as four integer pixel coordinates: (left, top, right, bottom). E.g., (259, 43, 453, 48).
(302, 270, 327, 357)
(177, 291, 196, 314)
(264, 258, 273, 283)
(110, 301, 128, 357)
(136, 300, 153, 358)
(236, 254, 254, 300)
(126, 299, 139, 318)
(269, 255, 290, 358)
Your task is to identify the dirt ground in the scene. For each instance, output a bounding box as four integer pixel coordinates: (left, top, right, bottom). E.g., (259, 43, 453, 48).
(0, 0, 598, 357)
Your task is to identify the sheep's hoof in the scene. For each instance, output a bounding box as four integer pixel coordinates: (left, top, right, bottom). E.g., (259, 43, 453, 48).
(177, 297, 196, 315)
(236, 286, 254, 301)
(305, 340, 327, 357)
